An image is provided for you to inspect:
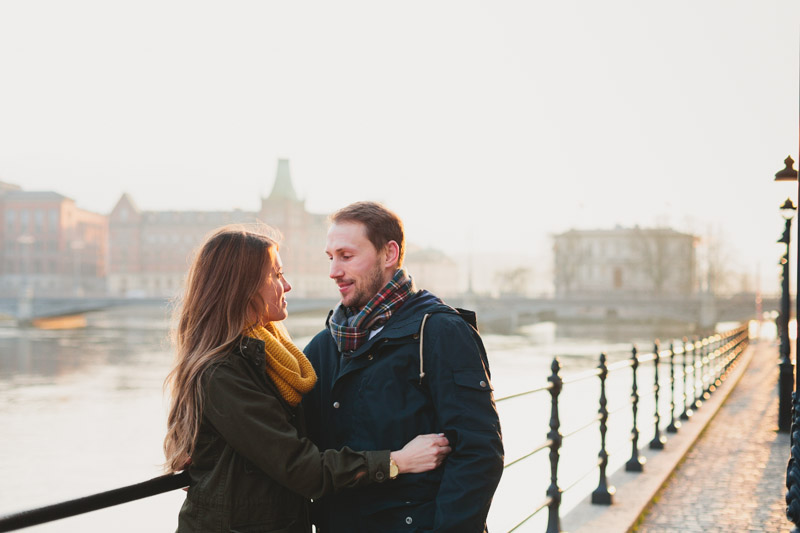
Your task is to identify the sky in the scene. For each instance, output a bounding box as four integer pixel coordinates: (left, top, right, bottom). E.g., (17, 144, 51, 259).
(0, 1, 798, 294)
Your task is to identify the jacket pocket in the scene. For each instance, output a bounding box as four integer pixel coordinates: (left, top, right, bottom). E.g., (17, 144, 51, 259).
(453, 368, 493, 392)
(452, 368, 497, 431)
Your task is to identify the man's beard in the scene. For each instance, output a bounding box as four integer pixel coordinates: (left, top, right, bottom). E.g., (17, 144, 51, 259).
(347, 263, 387, 310)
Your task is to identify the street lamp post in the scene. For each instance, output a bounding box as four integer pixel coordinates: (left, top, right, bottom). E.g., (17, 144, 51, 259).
(779, 198, 796, 433)
(775, 156, 800, 529)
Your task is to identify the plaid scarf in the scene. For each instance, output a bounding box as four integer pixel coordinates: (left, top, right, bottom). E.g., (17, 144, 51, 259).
(328, 268, 415, 353)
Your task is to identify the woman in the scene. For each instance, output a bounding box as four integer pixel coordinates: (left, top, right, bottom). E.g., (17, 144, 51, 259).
(164, 226, 450, 532)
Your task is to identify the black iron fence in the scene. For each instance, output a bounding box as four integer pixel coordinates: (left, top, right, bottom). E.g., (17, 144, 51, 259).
(0, 323, 750, 532)
(494, 323, 749, 532)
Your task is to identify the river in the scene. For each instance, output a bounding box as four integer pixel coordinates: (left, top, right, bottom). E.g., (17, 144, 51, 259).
(0, 305, 764, 532)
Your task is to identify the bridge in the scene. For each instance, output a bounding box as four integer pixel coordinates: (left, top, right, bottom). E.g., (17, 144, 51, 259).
(0, 293, 772, 332)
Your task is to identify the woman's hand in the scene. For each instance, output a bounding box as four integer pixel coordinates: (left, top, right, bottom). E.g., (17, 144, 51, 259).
(391, 433, 451, 474)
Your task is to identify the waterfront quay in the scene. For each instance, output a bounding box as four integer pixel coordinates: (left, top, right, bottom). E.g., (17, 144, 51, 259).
(561, 337, 789, 533)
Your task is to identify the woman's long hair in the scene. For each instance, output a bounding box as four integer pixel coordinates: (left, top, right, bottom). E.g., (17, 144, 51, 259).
(163, 225, 277, 472)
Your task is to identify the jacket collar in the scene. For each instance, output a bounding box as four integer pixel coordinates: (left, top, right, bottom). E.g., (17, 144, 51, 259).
(235, 335, 267, 370)
(336, 290, 456, 358)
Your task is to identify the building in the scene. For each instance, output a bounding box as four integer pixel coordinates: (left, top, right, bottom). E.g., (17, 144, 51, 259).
(107, 194, 254, 297)
(553, 226, 697, 298)
(0, 160, 463, 301)
(257, 159, 331, 298)
(404, 246, 462, 297)
(108, 159, 332, 298)
(0, 183, 108, 297)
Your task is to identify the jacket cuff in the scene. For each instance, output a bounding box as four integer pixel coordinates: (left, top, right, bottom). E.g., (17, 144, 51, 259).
(365, 450, 391, 483)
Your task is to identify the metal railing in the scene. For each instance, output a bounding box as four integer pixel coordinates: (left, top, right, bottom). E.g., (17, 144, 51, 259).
(494, 323, 749, 532)
(0, 324, 750, 532)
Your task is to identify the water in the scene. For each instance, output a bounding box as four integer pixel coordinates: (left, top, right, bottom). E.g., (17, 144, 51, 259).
(0, 306, 757, 532)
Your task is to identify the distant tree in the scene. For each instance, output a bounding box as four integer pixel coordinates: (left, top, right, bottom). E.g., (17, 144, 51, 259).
(553, 233, 590, 296)
(697, 227, 737, 295)
(630, 228, 673, 295)
(494, 267, 533, 296)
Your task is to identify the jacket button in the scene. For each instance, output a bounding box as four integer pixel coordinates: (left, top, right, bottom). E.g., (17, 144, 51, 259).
(480, 380, 487, 388)
(405, 516, 413, 524)
(333, 401, 340, 408)
(367, 354, 374, 361)
(375, 471, 384, 481)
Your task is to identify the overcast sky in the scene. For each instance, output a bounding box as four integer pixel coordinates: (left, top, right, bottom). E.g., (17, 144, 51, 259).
(0, 1, 798, 292)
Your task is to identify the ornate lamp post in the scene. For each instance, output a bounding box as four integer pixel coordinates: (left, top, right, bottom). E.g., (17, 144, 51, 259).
(775, 156, 800, 529)
(779, 198, 797, 432)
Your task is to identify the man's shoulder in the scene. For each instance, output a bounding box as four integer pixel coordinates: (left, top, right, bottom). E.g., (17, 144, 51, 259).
(304, 328, 334, 355)
(409, 292, 479, 334)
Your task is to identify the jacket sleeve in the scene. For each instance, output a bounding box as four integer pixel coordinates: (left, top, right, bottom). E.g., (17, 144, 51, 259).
(424, 314, 505, 532)
(202, 362, 391, 500)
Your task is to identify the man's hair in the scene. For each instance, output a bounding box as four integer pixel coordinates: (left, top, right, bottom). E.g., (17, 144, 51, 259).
(330, 201, 405, 267)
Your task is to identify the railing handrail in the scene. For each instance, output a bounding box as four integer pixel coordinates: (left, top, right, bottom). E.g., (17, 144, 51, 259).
(0, 471, 189, 533)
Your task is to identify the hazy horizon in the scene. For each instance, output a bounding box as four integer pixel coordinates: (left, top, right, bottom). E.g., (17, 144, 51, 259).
(1, 1, 798, 293)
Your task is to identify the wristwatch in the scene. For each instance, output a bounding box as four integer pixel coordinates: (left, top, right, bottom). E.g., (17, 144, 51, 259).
(389, 457, 399, 479)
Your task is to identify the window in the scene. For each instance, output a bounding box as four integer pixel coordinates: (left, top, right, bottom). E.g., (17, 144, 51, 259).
(614, 267, 623, 289)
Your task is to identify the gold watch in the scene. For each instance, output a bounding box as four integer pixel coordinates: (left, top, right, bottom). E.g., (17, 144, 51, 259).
(389, 457, 399, 479)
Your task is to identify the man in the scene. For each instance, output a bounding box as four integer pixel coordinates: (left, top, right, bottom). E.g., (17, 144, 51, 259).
(303, 201, 504, 532)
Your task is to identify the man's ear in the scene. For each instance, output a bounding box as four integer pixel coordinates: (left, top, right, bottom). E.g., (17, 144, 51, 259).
(383, 240, 400, 269)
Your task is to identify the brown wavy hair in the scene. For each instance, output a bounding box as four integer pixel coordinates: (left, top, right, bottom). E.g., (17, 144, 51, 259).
(163, 225, 278, 472)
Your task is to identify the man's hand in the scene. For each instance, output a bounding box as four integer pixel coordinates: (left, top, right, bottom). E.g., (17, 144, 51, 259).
(391, 433, 451, 474)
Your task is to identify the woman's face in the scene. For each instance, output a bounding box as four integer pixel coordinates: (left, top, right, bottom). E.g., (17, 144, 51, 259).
(255, 250, 291, 324)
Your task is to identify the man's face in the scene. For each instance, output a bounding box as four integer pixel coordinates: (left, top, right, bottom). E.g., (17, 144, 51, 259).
(326, 221, 389, 309)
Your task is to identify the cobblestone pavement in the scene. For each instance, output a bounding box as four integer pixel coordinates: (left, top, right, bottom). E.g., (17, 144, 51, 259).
(634, 342, 791, 533)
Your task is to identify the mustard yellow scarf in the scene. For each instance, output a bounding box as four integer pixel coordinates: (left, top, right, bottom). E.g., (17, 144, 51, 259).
(245, 323, 317, 406)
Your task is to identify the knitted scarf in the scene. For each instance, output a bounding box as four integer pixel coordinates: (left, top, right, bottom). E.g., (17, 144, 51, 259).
(328, 268, 415, 353)
(245, 322, 317, 406)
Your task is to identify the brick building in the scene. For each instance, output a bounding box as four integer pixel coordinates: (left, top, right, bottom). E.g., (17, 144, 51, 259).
(0, 183, 108, 297)
(108, 159, 332, 298)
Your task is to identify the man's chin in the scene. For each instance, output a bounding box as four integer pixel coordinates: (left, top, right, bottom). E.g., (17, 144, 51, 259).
(342, 295, 367, 310)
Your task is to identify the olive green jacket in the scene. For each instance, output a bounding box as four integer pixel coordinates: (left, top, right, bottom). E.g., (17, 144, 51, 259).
(177, 336, 390, 533)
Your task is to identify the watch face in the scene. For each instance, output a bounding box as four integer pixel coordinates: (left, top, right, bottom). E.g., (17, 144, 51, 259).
(390, 460, 399, 479)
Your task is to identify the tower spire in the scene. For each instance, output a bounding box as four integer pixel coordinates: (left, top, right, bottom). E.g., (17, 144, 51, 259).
(266, 159, 299, 202)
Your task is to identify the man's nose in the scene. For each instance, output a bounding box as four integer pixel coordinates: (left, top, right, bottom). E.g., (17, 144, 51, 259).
(329, 259, 343, 279)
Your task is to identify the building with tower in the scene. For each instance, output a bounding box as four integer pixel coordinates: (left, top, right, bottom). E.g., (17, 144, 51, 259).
(107, 159, 332, 298)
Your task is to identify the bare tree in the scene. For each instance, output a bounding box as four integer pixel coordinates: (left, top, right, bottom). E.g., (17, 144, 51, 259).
(494, 267, 533, 296)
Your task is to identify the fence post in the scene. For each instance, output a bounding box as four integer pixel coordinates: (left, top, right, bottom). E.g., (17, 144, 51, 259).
(666, 342, 680, 433)
(649, 341, 665, 450)
(701, 337, 712, 399)
(680, 337, 692, 421)
(592, 352, 614, 504)
(546, 357, 563, 533)
(713, 334, 723, 388)
(625, 346, 645, 472)
(692, 337, 703, 411)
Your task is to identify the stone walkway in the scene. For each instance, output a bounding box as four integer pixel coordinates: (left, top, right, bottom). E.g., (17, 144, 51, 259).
(633, 342, 791, 532)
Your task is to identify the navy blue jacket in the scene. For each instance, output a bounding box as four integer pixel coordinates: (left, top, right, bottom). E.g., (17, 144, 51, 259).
(303, 290, 504, 533)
